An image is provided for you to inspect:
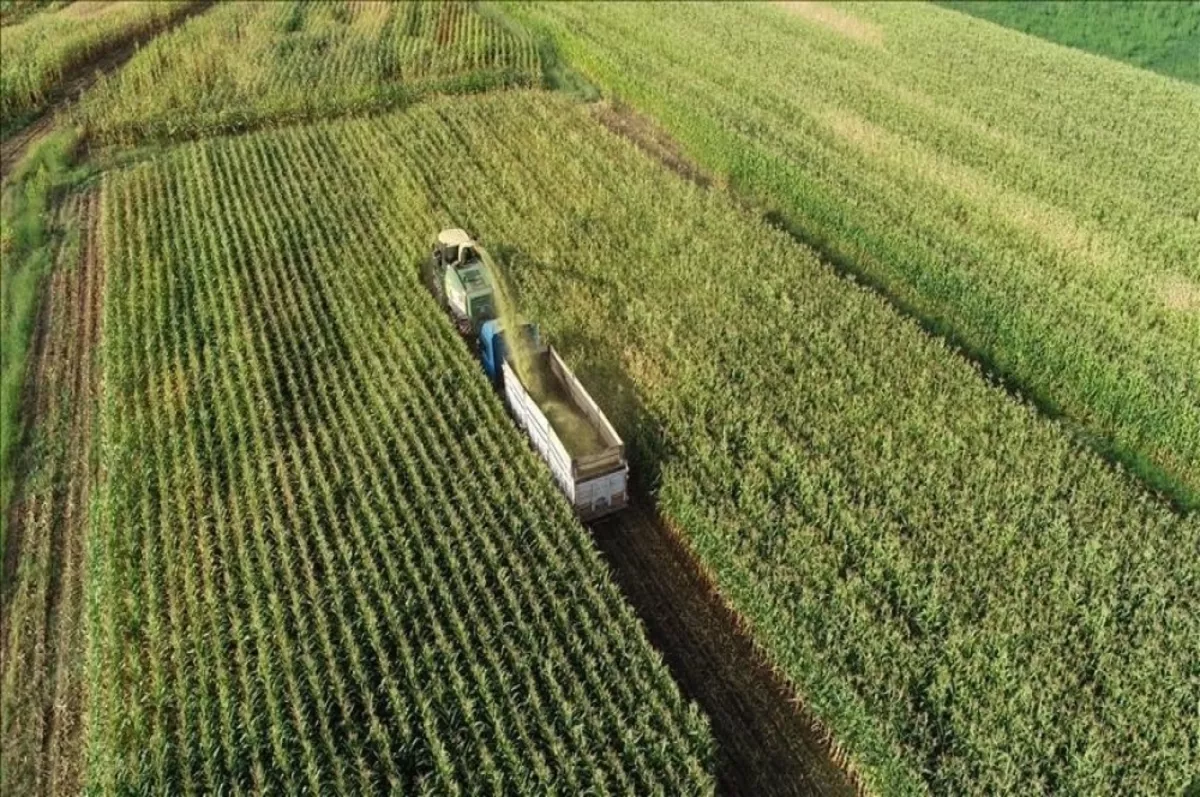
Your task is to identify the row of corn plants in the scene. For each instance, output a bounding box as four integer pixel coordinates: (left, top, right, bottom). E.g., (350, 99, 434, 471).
(87, 101, 713, 793)
(74, 0, 541, 146)
(287, 90, 1193, 795)
(0, 0, 196, 130)
(506, 1, 1200, 509)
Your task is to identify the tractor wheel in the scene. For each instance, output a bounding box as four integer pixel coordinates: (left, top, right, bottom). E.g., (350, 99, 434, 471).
(423, 258, 445, 306)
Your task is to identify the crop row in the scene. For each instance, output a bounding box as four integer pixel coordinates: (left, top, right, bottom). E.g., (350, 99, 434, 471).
(0, 0, 195, 126)
(74, 1, 541, 146)
(507, 1, 1200, 508)
(89, 110, 713, 793)
(284, 90, 1193, 795)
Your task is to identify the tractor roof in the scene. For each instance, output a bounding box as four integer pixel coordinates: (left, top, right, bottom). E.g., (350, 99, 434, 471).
(438, 228, 475, 247)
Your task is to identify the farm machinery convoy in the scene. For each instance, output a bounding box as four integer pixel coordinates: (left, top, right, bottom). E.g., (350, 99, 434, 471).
(424, 228, 629, 520)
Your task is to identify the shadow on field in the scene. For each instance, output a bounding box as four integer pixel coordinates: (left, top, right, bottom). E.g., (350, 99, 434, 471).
(589, 501, 858, 797)
(483, 241, 858, 795)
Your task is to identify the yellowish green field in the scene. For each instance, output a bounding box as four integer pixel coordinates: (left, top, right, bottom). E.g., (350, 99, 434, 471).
(0, 1, 195, 129)
(75, 1, 541, 145)
(511, 0, 1200, 510)
(3, 3, 1196, 795)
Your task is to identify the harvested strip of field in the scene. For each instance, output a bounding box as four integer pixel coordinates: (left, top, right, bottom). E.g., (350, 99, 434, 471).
(1, 189, 100, 797)
(509, 1, 1200, 508)
(274, 89, 1192, 795)
(88, 106, 713, 792)
(2, 131, 89, 557)
(74, 0, 541, 146)
(592, 503, 856, 796)
(0, 0, 199, 131)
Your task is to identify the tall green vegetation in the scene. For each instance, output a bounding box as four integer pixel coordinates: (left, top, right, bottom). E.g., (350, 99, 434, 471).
(185, 90, 1197, 795)
(941, 1, 1200, 83)
(0, 0, 195, 131)
(75, 0, 541, 145)
(508, 1, 1200, 509)
(0, 0, 64, 28)
(88, 97, 714, 793)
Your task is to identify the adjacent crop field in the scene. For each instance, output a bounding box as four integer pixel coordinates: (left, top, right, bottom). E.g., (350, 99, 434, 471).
(210, 90, 1199, 795)
(0, 0, 63, 28)
(88, 101, 714, 793)
(940, 0, 1200, 83)
(0, 0, 195, 129)
(75, 0, 541, 145)
(510, 1, 1200, 509)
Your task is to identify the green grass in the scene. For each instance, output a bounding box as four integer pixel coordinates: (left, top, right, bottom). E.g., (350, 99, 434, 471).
(940, 1, 1200, 83)
(85, 91, 714, 794)
(0, 128, 87, 558)
(74, 0, 542, 146)
(507, 0, 1200, 511)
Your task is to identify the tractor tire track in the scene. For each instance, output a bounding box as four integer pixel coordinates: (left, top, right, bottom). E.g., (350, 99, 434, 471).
(0, 114, 56, 183)
(590, 500, 860, 796)
(45, 188, 103, 795)
(0, 190, 103, 796)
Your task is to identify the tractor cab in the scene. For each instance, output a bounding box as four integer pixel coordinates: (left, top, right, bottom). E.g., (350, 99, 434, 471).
(426, 228, 497, 334)
(432, 228, 475, 268)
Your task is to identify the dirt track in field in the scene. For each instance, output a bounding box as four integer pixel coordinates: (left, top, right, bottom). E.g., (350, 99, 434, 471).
(0, 1, 213, 181)
(0, 113, 57, 183)
(591, 502, 860, 796)
(1, 190, 104, 795)
(594, 101, 713, 189)
(590, 98, 859, 796)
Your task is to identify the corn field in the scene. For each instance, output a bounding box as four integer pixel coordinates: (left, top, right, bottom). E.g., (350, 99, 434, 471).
(4, 2, 1195, 793)
(131, 90, 1200, 796)
(89, 88, 1199, 795)
(75, 1, 542, 145)
(509, 1, 1200, 510)
(0, 0, 195, 124)
(89, 95, 713, 793)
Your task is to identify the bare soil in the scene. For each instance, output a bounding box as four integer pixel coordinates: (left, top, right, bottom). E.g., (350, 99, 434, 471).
(0, 191, 104, 796)
(591, 501, 861, 796)
(594, 101, 714, 189)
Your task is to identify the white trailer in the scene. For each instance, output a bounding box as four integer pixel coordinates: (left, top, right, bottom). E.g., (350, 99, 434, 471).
(501, 347, 629, 520)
